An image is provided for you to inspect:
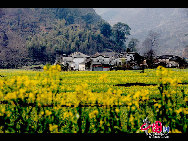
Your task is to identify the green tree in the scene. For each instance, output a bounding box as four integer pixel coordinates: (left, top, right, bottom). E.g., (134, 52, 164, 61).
(112, 22, 131, 52)
(100, 22, 112, 38)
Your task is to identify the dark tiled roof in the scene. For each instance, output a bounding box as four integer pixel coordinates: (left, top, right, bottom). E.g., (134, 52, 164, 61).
(157, 55, 174, 59)
(69, 52, 89, 58)
(91, 52, 104, 58)
(91, 51, 117, 58)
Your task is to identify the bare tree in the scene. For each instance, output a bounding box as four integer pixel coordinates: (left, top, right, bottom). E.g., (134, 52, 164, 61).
(142, 30, 160, 68)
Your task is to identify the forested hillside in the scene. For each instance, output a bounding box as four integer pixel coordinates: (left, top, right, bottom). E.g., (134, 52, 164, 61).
(0, 8, 130, 68)
(0, 8, 132, 68)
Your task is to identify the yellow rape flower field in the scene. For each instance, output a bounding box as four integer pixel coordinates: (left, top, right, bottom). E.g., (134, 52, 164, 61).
(0, 65, 187, 133)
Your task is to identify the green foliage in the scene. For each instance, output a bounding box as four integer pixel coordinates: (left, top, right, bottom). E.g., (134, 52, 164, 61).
(112, 22, 131, 52)
(100, 22, 112, 38)
(27, 19, 130, 64)
(0, 8, 132, 67)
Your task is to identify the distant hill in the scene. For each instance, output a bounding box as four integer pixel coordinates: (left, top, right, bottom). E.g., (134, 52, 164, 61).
(94, 8, 188, 57)
(0, 8, 103, 41)
(0, 8, 105, 68)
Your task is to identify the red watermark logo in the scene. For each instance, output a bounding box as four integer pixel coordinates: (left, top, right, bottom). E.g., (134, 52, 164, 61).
(141, 121, 162, 133)
(140, 118, 170, 138)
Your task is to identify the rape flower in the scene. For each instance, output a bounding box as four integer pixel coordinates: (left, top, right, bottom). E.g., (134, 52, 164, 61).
(156, 66, 170, 78)
(63, 111, 73, 119)
(28, 93, 35, 103)
(4, 92, 17, 101)
(131, 106, 136, 111)
(56, 64, 62, 72)
(161, 68, 168, 76)
(154, 103, 162, 109)
(0, 106, 5, 114)
(169, 129, 182, 133)
(45, 110, 52, 116)
(99, 73, 108, 81)
(115, 108, 120, 113)
(0, 91, 3, 101)
(129, 114, 134, 127)
(99, 120, 104, 127)
(43, 65, 48, 71)
(184, 97, 188, 102)
(0, 105, 6, 117)
(0, 67, 187, 133)
(183, 108, 188, 115)
(133, 91, 140, 99)
(6, 111, 11, 118)
(0, 80, 4, 88)
(175, 108, 183, 114)
(49, 124, 58, 133)
(89, 110, 99, 119)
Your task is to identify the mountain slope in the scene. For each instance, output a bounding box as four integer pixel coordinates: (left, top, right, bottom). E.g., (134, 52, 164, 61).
(94, 8, 188, 57)
(0, 8, 104, 68)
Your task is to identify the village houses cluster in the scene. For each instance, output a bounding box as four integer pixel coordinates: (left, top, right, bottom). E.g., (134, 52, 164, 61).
(54, 51, 187, 71)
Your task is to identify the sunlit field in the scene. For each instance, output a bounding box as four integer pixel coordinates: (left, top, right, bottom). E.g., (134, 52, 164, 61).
(0, 66, 187, 133)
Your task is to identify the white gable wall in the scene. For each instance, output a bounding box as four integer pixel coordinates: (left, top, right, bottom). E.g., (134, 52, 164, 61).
(73, 58, 85, 70)
(79, 64, 85, 71)
(126, 54, 134, 61)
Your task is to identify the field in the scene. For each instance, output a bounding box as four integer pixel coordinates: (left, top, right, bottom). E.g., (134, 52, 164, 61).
(0, 66, 188, 133)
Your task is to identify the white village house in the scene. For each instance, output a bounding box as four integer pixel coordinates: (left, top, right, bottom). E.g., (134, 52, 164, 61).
(156, 55, 180, 68)
(55, 52, 90, 71)
(55, 51, 143, 71)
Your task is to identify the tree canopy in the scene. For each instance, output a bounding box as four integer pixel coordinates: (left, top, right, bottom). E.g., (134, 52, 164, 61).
(0, 8, 132, 68)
